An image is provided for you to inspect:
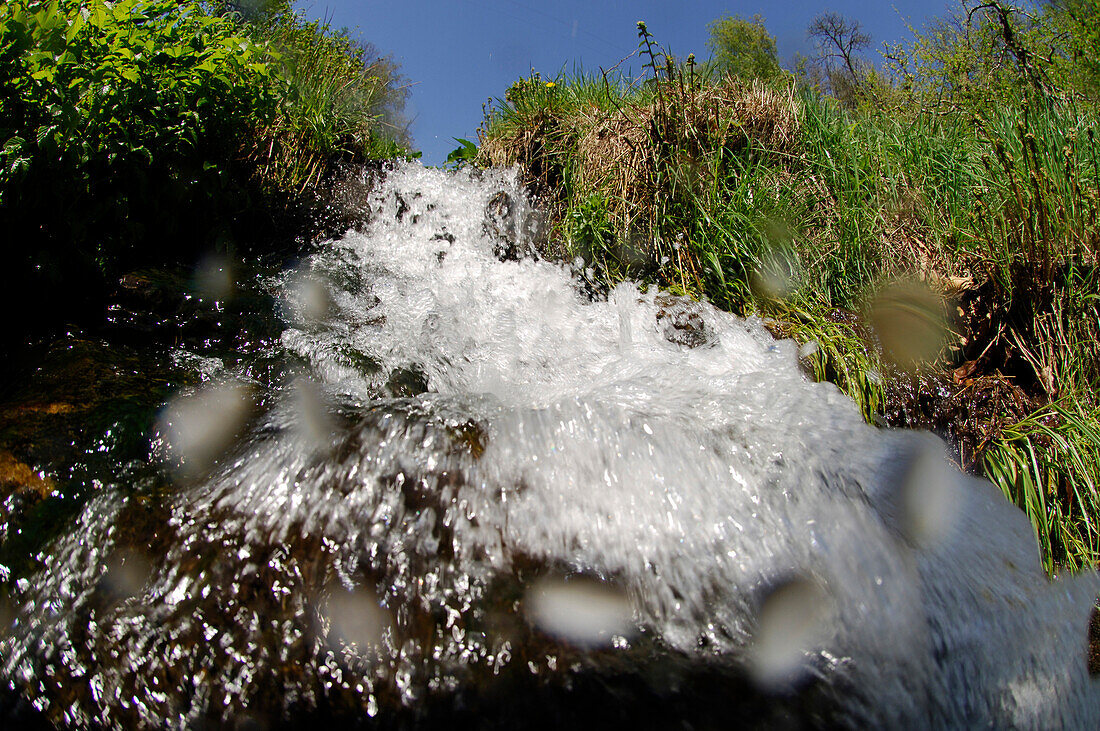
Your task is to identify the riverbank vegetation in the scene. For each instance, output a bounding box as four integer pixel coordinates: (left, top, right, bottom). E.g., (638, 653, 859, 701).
(0, 0, 410, 341)
(475, 2, 1100, 572)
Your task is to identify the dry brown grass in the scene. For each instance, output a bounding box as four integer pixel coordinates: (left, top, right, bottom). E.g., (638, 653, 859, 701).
(479, 78, 803, 247)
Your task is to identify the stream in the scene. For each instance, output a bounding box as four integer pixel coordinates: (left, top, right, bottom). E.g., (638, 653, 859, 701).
(1, 163, 1097, 728)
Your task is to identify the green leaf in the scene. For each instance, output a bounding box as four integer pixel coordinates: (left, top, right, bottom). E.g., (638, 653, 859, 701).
(445, 137, 478, 165)
(2, 136, 26, 156)
(65, 13, 85, 42)
(88, 3, 106, 29)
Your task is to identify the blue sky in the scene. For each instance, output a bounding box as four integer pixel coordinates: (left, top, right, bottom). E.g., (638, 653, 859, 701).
(295, 1, 953, 164)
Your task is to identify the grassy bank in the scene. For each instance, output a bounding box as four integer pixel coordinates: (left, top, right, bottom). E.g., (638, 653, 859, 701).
(475, 24, 1100, 573)
(0, 0, 411, 341)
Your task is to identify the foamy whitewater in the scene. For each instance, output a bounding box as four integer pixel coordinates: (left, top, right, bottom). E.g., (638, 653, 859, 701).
(2, 164, 1097, 728)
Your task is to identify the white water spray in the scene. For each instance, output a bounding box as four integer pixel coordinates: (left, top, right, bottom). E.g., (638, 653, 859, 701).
(2, 163, 1096, 728)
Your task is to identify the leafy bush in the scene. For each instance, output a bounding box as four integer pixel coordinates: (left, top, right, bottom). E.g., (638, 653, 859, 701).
(0, 0, 277, 327)
(0, 0, 413, 338)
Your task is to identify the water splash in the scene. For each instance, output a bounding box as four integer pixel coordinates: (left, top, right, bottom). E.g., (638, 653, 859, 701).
(2, 163, 1096, 728)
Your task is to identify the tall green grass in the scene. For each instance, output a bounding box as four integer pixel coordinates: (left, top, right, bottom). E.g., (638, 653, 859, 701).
(983, 401, 1100, 574)
(245, 3, 412, 193)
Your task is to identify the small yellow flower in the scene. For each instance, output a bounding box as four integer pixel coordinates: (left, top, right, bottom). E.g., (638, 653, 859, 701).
(545, 82, 556, 88)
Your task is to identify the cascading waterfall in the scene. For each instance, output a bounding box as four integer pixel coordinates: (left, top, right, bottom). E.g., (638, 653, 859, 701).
(1, 163, 1097, 728)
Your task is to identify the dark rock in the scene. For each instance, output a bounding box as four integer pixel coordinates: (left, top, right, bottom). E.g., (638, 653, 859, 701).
(654, 293, 716, 348)
(485, 191, 520, 261)
(386, 365, 430, 397)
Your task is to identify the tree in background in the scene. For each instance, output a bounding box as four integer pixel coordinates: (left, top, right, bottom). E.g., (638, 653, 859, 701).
(1042, 0, 1100, 98)
(706, 14, 782, 81)
(806, 11, 872, 107)
(881, 0, 1100, 110)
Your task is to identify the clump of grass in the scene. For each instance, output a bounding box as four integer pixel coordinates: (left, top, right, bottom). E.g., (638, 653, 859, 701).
(764, 299, 887, 424)
(243, 3, 413, 195)
(983, 400, 1100, 574)
(480, 61, 802, 306)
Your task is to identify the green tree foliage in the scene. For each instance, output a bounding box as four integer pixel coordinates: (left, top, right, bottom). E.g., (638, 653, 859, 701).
(705, 14, 782, 81)
(883, 0, 1100, 109)
(0, 0, 277, 328)
(1043, 0, 1100, 98)
(0, 0, 412, 339)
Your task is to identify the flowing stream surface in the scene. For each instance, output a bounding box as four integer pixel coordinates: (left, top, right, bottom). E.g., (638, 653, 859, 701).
(2, 164, 1098, 728)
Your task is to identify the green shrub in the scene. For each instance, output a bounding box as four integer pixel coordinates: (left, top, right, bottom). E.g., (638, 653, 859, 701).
(0, 0, 413, 338)
(0, 0, 277, 327)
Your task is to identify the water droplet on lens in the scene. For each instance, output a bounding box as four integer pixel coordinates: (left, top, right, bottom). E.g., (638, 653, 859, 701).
(159, 379, 254, 477)
(322, 585, 390, 655)
(525, 575, 632, 647)
(0, 589, 15, 636)
(749, 575, 832, 689)
(291, 377, 335, 451)
(285, 269, 332, 326)
(233, 712, 269, 731)
(99, 547, 154, 604)
(193, 254, 235, 303)
(869, 280, 947, 371)
(751, 238, 800, 300)
(898, 444, 959, 547)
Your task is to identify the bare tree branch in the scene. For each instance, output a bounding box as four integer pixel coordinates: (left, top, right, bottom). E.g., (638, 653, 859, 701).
(808, 11, 871, 80)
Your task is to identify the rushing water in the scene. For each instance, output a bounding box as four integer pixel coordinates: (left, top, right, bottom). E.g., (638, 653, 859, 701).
(1, 164, 1097, 728)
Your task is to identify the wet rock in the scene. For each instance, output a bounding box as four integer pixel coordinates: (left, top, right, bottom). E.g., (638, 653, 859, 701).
(395, 192, 411, 222)
(483, 191, 548, 262)
(654, 293, 716, 348)
(0, 450, 53, 546)
(484, 191, 521, 261)
(447, 419, 487, 459)
(0, 408, 848, 730)
(386, 365, 430, 397)
(881, 370, 1038, 470)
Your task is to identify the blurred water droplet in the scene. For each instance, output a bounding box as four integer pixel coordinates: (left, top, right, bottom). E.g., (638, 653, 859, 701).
(750, 576, 832, 689)
(323, 585, 390, 654)
(751, 234, 800, 300)
(869, 281, 947, 371)
(898, 444, 959, 547)
(159, 379, 254, 476)
(291, 377, 335, 452)
(526, 575, 632, 647)
(194, 254, 235, 303)
(285, 269, 332, 327)
(798, 340, 819, 360)
(233, 712, 270, 731)
(99, 547, 153, 604)
(0, 588, 14, 636)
